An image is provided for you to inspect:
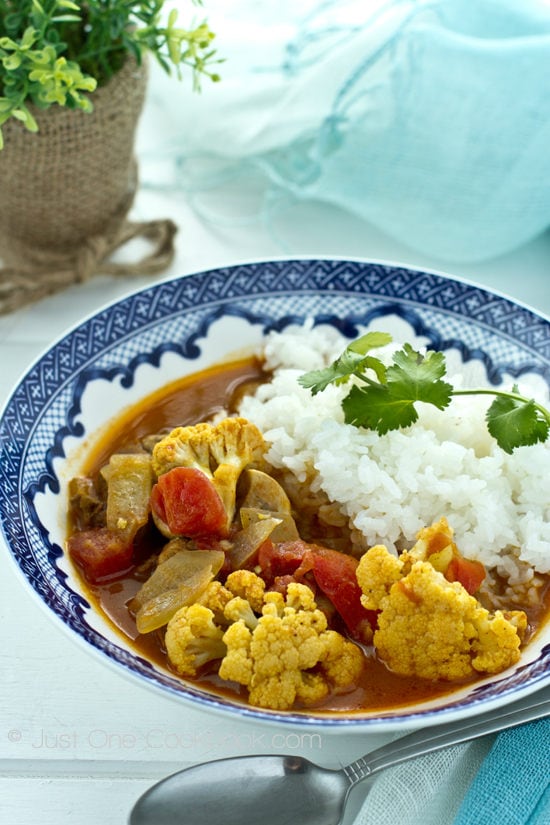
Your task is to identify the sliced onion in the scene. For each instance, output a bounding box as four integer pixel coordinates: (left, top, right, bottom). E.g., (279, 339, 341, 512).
(227, 513, 283, 570)
(131, 548, 225, 633)
(101, 453, 153, 538)
(240, 506, 299, 542)
(135, 567, 216, 634)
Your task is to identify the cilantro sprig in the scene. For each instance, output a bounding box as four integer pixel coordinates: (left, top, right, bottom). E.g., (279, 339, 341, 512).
(298, 332, 550, 453)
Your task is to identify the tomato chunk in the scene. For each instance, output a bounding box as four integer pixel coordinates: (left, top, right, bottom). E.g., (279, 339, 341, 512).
(446, 556, 486, 594)
(258, 539, 376, 642)
(151, 467, 228, 537)
(310, 547, 377, 642)
(68, 527, 133, 584)
(257, 539, 309, 582)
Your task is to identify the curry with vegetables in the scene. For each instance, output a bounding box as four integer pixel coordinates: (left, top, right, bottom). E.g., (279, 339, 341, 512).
(67, 357, 549, 713)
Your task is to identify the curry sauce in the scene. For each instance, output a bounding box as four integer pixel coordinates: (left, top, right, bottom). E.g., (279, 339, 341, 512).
(68, 356, 550, 714)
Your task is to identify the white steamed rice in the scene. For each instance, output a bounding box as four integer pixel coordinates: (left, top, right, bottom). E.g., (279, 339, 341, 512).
(239, 323, 550, 578)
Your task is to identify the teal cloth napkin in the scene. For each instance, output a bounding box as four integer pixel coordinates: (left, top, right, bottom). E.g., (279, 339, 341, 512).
(453, 718, 550, 825)
(150, 0, 550, 264)
(284, 0, 550, 262)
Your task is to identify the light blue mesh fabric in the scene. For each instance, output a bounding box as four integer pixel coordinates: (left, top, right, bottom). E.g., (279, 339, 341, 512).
(147, 0, 550, 263)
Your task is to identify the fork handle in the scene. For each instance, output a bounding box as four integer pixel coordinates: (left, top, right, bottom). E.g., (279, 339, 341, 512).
(343, 685, 550, 786)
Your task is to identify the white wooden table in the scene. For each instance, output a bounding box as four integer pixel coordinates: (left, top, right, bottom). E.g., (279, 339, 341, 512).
(1, 69, 549, 825)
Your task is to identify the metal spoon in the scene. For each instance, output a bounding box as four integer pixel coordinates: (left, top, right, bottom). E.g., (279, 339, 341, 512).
(130, 687, 549, 825)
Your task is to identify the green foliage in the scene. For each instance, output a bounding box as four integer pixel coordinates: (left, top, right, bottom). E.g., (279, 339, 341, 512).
(298, 332, 550, 452)
(0, 0, 220, 148)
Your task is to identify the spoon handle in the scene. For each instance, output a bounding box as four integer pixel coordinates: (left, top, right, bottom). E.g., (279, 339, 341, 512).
(343, 685, 550, 786)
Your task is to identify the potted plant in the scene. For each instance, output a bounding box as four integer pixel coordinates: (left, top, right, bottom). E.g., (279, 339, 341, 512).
(0, 1, 220, 314)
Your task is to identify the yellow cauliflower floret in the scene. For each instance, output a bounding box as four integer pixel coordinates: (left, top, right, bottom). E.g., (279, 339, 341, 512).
(373, 561, 481, 680)
(357, 544, 527, 681)
(219, 585, 364, 710)
(261, 589, 286, 617)
(151, 417, 265, 532)
(356, 544, 403, 609)
(196, 580, 233, 622)
(246, 613, 311, 709)
(165, 568, 365, 710)
(260, 582, 318, 618)
(165, 603, 226, 677)
(278, 605, 328, 669)
(320, 629, 366, 690)
(218, 620, 253, 684)
(225, 569, 266, 612)
(472, 610, 528, 673)
(407, 517, 456, 565)
(224, 596, 259, 629)
(285, 581, 318, 613)
(295, 672, 331, 705)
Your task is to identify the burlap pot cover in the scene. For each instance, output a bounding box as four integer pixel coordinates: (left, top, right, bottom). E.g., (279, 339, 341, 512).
(0, 56, 176, 314)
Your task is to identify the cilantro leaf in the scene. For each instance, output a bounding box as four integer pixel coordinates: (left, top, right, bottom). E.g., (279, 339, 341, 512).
(347, 331, 393, 355)
(386, 345, 453, 410)
(298, 331, 550, 451)
(297, 365, 345, 395)
(486, 394, 549, 453)
(342, 346, 453, 434)
(298, 331, 391, 395)
(297, 348, 365, 394)
(342, 384, 420, 433)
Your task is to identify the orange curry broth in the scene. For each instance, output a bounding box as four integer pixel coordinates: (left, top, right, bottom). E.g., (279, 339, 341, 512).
(68, 356, 549, 713)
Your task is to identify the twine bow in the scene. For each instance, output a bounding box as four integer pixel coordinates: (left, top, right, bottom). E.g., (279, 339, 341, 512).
(0, 217, 177, 316)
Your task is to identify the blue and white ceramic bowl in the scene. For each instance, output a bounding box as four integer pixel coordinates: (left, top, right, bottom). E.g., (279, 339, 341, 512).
(1, 258, 549, 731)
